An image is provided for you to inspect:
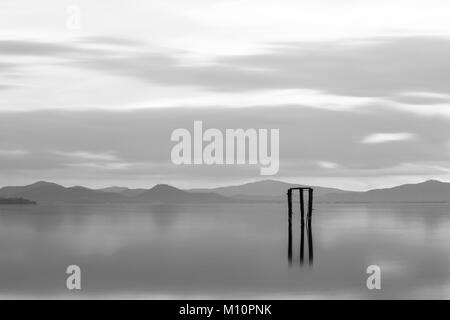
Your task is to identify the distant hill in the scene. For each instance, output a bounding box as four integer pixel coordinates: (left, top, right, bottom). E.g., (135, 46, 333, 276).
(0, 197, 36, 205)
(97, 186, 129, 193)
(97, 186, 147, 197)
(0, 181, 233, 204)
(2, 179, 450, 204)
(134, 184, 232, 203)
(187, 179, 348, 202)
(0, 181, 126, 204)
(318, 180, 450, 203)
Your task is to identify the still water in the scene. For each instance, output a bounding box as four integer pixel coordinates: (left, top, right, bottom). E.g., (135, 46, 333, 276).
(0, 202, 449, 299)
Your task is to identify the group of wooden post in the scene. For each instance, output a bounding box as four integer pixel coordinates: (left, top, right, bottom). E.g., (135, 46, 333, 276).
(287, 187, 314, 265)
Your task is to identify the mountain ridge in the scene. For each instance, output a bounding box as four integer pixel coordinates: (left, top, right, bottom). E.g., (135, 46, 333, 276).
(1, 179, 449, 204)
(134, 184, 233, 203)
(0, 181, 126, 204)
(187, 179, 348, 202)
(318, 179, 450, 203)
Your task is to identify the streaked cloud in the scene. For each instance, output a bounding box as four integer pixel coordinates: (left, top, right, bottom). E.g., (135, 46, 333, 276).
(318, 161, 338, 169)
(0, 149, 28, 157)
(1, 0, 450, 190)
(391, 92, 450, 105)
(361, 133, 416, 144)
(0, 107, 448, 190)
(125, 89, 373, 111)
(52, 150, 118, 161)
(66, 162, 132, 170)
(2, 37, 450, 115)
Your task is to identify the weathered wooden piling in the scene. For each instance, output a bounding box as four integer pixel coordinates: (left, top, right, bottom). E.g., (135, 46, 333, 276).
(287, 187, 314, 266)
(287, 187, 313, 220)
(308, 188, 313, 219)
(299, 189, 305, 220)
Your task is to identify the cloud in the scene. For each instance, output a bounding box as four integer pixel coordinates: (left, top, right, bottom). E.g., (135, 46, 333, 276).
(3, 36, 450, 115)
(361, 133, 416, 144)
(126, 89, 374, 111)
(318, 161, 338, 169)
(0, 84, 13, 90)
(0, 149, 28, 157)
(1, 1, 450, 191)
(66, 162, 132, 170)
(0, 40, 100, 57)
(66, 36, 450, 98)
(52, 150, 118, 161)
(4, 36, 450, 96)
(391, 92, 450, 105)
(48, 150, 130, 172)
(78, 36, 143, 47)
(0, 106, 448, 189)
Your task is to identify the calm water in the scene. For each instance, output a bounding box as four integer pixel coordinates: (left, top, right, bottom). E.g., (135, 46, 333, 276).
(0, 202, 449, 299)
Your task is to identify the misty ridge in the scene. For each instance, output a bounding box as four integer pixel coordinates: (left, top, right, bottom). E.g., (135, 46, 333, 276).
(0, 179, 449, 205)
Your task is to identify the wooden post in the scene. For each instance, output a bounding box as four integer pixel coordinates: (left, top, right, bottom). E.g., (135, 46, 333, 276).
(299, 189, 305, 220)
(308, 188, 313, 219)
(288, 189, 292, 215)
(286, 187, 314, 266)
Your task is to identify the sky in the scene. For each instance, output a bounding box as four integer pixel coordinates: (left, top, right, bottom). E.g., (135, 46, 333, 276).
(1, 0, 450, 190)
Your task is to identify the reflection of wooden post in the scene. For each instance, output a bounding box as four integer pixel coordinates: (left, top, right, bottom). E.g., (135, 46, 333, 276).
(287, 190, 292, 263)
(300, 219, 305, 265)
(307, 218, 313, 266)
(299, 189, 305, 220)
(308, 188, 313, 219)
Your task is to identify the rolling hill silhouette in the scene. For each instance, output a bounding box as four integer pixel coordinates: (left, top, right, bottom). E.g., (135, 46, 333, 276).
(134, 184, 232, 203)
(0, 181, 232, 204)
(187, 179, 348, 202)
(97, 186, 147, 197)
(0, 181, 125, 204)
(318, 180, 450, 203)
(0, 179, 449, 204)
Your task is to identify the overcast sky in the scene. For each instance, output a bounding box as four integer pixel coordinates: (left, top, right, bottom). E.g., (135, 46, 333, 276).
(1, 0, 450, 190)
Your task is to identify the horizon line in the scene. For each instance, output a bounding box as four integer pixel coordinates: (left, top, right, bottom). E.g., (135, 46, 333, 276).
(0, 177, 446, 193)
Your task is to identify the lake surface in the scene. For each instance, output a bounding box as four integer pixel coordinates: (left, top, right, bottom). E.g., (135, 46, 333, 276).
(0, 202, 449, 299)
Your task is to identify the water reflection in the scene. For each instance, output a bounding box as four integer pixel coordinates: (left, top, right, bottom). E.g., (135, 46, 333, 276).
(1, 203, 449, 298)
(288, 217, 314, 267)
(149, 204, 182, 228)
(307, 219, 313, 265)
